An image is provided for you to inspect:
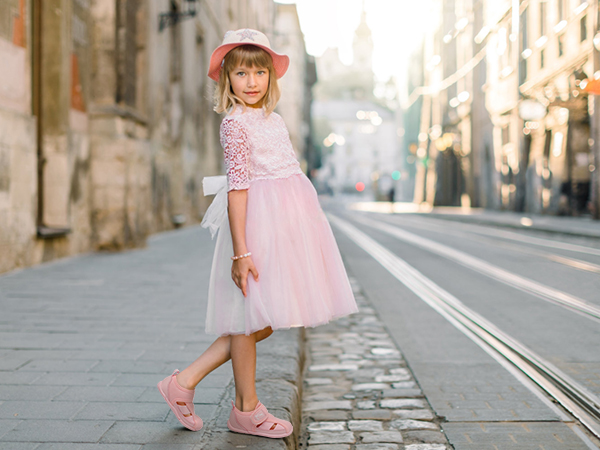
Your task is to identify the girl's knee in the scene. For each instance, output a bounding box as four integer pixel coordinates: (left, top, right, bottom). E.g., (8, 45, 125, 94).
(256, 326, 273, 342)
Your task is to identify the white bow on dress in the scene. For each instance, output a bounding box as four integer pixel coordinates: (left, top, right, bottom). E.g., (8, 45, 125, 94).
(200, 175, 228, 239)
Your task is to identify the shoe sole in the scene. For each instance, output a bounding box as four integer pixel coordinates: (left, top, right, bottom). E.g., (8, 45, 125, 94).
(157, 380, 203, 432)
(227, 420, 292, 438)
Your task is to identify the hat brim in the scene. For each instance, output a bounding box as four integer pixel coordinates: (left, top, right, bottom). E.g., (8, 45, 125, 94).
(207, 43, 290, 82)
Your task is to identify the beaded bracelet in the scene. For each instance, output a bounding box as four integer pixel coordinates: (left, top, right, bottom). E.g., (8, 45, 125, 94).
(231, 252, 252, 261)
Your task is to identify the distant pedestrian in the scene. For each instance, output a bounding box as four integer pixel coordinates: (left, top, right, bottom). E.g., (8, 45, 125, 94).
(157, 29, 358, 439)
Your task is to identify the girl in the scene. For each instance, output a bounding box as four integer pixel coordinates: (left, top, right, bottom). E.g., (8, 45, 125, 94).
(157, 29, 358, 439)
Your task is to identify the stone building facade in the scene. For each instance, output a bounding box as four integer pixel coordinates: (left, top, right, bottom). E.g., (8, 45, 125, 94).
(410, 0, 600, 217)
(0, 0, 309, 274)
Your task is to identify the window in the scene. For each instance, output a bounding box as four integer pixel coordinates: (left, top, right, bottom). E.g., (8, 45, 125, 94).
(540, 1, 547, 36)
(580, 15, 587, 42)
(520, 8, 528, 84)
(540, 49, 545, 68)
(557, 0, 566, 21)
(116, 0, 140, 108)
(558, 34, 565, 56)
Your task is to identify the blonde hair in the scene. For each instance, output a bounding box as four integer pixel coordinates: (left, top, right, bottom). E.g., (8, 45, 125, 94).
(214, 45, 281, 115)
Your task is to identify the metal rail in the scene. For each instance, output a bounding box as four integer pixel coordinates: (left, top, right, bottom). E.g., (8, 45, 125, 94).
(329, 213, 600, 442)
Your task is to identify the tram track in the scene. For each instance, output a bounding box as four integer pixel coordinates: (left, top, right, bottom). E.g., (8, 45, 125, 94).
(350, 214, 600, 322)
(388, 215, 600, 275)
(329, 212, 600, 446)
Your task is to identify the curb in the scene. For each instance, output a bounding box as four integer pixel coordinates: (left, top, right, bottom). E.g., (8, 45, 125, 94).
(198, 328, 305, 450)
(416, 212, 600, 240)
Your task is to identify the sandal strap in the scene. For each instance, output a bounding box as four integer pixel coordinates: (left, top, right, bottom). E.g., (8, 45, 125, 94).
(250, 402, 269, 426)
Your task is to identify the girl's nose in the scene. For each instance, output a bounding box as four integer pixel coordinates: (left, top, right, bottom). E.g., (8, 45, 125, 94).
(247, 75, 257, 87)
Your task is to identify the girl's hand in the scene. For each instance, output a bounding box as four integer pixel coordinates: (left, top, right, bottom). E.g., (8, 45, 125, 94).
(231, 257, 259, 297)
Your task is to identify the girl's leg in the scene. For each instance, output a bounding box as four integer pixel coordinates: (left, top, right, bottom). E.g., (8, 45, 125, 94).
(231, 333, 258, 412)
(176, 327, 272, 390)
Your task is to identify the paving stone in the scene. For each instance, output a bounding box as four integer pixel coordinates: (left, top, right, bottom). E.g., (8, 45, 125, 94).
(17, 359, 99, 372)
(0, 358, 33, 371)
(404, 445, 447, 450)
(309, 431, 356, 445)
(306, 393, 338, 402)
(403, 430, 448, 444)
(389, 368, 411, 376)
(304, 401, 353, 411)
(0, 401, 85, 420)
(31, 372, 118, 386)
(54, 386, 146, 402)
(306, 410, 350, 421)
(392, 410, 436, 421)
(360, 431, 404, 444)
(380, 399, 426, 409)
(381, 389, 423, 398)
(309, 364, 359, 372)
(308, 421, 347, 431)
(0, 443, 42, 449)
(99, 420, 204, 444)
(305, 378, 334, 386)
(0, 385, 66, 401)
(370, 348, 400, 356)
(352, 409, 393, 420)
(357, 400, 376, 409)
(3, 419, 115, 443)
(348, 420, 383, 431)
(37, 445, 142, 449)
(0, 419, 21, 440)
(307, 445, 351, 450)
(392, 381, 417, 389)
(73, 401, 167, 421)
(352, 383, 390, 391)
(375, 374, 410, 382)
(355, 445, 399, 450)
(389, 419, 439, 431)
(347, 369, 385, 379)
(339, 354, 362, 361)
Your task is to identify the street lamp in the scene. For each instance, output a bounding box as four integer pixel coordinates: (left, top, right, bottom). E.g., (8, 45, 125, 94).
(159, 0, 198, 32)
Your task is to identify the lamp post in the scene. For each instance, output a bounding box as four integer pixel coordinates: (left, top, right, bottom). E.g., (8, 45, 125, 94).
(159, 0, 197, 32)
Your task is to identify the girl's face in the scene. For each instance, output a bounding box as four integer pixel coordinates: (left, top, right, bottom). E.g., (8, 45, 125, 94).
(229, 64, 269, 108)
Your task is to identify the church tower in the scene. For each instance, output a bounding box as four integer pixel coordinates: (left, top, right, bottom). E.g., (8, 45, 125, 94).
(352, 5, 373, 71)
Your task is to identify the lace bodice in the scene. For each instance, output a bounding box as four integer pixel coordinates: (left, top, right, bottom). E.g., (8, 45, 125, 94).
(220, 105, 303, 192)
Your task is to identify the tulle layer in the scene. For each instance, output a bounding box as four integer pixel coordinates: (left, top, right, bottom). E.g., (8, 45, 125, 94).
(206, 173, 358, 336)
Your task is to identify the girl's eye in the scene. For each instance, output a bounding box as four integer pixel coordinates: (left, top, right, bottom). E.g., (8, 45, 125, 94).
(258, 70, 266, 75)
(236, 72, 245, 76)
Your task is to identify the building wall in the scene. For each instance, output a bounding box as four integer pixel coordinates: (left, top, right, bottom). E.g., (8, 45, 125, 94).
(411, 0, 599, 216)
(275, 3, 308, 168)
(0, 0, 309, 274)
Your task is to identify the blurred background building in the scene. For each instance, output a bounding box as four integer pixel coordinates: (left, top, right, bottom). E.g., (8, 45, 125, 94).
(0, 0, 313, 274)
(406, 0, 600, 217)
(312, 9, 401, 200)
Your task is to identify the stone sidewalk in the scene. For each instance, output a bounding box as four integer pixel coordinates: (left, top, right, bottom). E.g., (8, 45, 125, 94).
(418, 208, 600, 239)
(0, 225, 302, 449)
(300, 276, 450, 450)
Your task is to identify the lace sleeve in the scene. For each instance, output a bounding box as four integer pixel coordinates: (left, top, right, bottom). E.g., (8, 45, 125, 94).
(220, 118, 250, 191)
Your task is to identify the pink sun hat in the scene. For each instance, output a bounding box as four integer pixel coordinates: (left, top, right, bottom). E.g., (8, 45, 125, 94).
(207, 28, 290, 82)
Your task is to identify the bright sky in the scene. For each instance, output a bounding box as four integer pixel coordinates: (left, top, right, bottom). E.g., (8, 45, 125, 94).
(275, 0, 433, 84)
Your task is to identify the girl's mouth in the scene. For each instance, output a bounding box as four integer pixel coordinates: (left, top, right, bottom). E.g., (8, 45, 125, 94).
(245, 91, 259, 96)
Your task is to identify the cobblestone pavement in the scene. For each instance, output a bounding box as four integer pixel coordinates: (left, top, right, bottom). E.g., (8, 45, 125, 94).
(0, 225, 300, 449)
(300, 276, 450, 450)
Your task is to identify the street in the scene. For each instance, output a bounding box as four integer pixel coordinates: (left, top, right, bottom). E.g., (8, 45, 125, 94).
(0, 200, 599, 449)
(314, 199, 600, 449)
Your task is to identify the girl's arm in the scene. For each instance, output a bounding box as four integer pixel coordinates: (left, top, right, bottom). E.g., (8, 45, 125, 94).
(228, 189, 259, 297)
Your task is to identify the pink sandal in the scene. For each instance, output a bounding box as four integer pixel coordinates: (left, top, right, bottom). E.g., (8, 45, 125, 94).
(157, 369, 203, 431)
(227, 400, 293, 438)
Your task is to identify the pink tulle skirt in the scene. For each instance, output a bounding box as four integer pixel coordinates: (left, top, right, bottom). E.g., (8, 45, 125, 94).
(205, 173, 358, 336)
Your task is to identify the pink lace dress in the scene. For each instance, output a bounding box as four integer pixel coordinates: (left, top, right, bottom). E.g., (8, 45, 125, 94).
(205, 105, 358, 336)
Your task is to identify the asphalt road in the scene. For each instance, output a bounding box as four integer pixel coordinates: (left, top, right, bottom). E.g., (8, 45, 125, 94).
(324, 200, 600, 450)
